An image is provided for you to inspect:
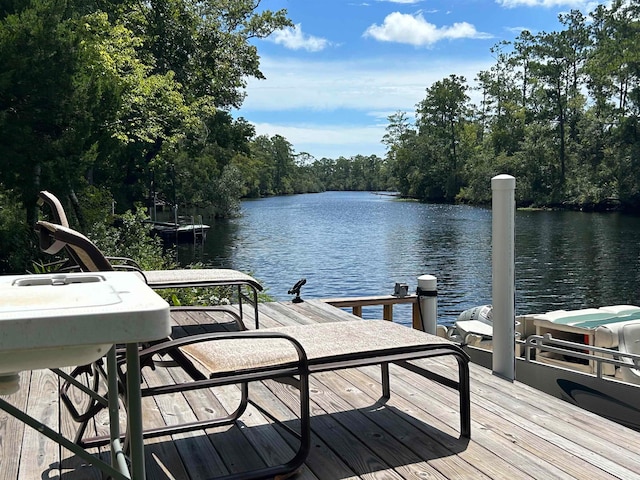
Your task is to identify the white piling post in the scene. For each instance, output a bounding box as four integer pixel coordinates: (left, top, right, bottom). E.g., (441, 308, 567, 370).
(492, 174, 516, 381)
(417, 275, 437, 334)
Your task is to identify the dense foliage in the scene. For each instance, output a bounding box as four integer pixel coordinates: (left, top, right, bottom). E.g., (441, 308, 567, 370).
(385, 1, 640, 209)
(0, 0, 291, 228)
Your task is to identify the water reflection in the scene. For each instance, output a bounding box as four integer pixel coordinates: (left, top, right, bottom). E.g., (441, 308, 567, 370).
(177, 192, 640, 326)
(515, 210, 640, 313)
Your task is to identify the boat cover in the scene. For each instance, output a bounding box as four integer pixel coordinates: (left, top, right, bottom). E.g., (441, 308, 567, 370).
(534, 305, 640, 329)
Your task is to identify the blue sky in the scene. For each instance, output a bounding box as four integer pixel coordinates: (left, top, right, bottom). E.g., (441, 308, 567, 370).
(238, 0, 605, 160)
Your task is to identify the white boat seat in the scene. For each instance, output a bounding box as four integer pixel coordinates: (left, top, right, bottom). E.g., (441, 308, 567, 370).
(595, 319, 640, 348)
(455, 319, 493, 339)
(618, 322, 640, 384)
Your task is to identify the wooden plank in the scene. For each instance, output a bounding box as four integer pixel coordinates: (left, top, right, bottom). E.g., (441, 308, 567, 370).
(415, 355, 640, 475)
(464, 359, 640, 456)
(335, 367, 535, 480)
(299, 377, 407, 479)
(365, 361, 626, 480)
(370, 363, 581, 479)
(458, 364, 640, 477)
(269, 372, 438, 480)
(323, 295, 418, 308)
(155, 347, 311, 479)
(254, 302, 317, 327)
(171, 369, 264, 473)
(252, 380, 359, 480)
(173, 308, 242, 334)
(145, 360, 228, 479)
(312, 369, 492, 479)
(239, 380, 319, 480)
(306, 370, 455, 479)
(203, 370, 312, 477)
(8, 300, 640, 480)
(137, 373, 192, 480)
(296, 299, 368, 324)
(57, 366, 103, 480)
(18, 369, 60, 479)
(59, 356, 192, 479)
(0, 372, 29, 480)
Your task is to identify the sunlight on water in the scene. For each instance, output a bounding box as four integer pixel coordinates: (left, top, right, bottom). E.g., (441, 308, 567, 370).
(178, 192, 640, 326)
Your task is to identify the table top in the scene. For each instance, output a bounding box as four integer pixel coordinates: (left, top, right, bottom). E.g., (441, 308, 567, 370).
(0, 272, 170, 352)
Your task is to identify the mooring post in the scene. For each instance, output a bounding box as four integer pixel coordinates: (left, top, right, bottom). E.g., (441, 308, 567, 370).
(417, 274, 437, 334)
(492, 174, 516, 381)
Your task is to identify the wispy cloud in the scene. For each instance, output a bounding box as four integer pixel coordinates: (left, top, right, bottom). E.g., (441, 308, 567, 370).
(268, 24, 331, 52)
(241, 55, 492, 157)
(376, 0, 424, 3)
(363, 12, 493, 46)
(244, 56, 488, 112)
(251, 122, 387, 158)
(506, 26, 535, 34)
(496, 0, 596, 7)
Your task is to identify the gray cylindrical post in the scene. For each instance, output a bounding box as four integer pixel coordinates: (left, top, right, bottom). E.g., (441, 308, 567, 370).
(492, 174, 516, 381)
(417, 274, 437, 334)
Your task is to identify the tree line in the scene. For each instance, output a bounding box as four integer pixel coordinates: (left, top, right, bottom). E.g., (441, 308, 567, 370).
(385, 1, 640, 209)
(240, 0, 640, 210)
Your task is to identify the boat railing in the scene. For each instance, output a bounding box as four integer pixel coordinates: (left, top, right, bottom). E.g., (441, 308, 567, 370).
(322, 294, 423, 329)
(524, 333, 640, 379)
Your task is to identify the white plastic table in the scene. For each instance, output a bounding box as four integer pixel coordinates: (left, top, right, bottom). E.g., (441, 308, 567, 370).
(0, 272, 170, 479)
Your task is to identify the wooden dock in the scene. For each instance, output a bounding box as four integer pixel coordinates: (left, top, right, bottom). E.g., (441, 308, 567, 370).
(3, 299, 640, 479)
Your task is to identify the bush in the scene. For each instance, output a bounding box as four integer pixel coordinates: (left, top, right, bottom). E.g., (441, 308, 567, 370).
(88, 208, 172, 271)
(0, 188, 37, 274)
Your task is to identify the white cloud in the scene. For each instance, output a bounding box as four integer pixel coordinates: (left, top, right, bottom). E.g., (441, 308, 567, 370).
(376, 0, 424, 3)
(242, 56, 489, 113)
(497, 0, 594, 7)
(251, 122, 387, 158)
(268, 24, 330, 52)
(240, 55, 492, 158)
(506, 26, 535, 34)
(363, 12, 492, 46)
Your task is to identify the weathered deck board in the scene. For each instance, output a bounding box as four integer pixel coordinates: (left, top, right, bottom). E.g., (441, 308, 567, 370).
(0, 372, 29, 479)
(2, 299, 640, 479)
(19, 368, 60, 479)
(375, 362, 621, 480)
(419, 357, 640, 478)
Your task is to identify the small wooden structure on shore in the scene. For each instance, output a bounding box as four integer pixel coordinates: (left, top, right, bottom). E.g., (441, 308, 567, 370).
(3, 298, 640, 479)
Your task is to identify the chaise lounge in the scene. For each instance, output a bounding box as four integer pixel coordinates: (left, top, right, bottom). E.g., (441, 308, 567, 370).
(36, 219, 471, 479)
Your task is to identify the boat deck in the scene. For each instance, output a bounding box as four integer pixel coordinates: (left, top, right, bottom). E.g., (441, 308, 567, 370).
(3, 299, 640, 479)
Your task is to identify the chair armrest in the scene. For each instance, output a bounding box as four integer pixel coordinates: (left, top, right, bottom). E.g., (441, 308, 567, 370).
(106, 256, 143, 269)
(109, 264, 149, 283)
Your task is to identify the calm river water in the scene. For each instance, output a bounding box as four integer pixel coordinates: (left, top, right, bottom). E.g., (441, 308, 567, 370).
(176, 191, 640, 326)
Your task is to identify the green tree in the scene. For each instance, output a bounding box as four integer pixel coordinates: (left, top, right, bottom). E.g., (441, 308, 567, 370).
(0, 0, 292, 226)
(415, 74, 471, 200)
(111, 0, 291, 211)
(0, 2, 106, 224)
